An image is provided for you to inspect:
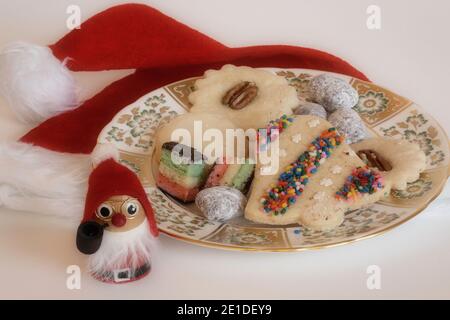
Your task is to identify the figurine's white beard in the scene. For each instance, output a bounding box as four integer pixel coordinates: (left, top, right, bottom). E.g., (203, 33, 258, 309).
(88, 219, 156, 276)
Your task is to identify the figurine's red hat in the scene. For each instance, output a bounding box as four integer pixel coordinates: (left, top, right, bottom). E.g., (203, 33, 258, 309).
(83, 157, 159, 237)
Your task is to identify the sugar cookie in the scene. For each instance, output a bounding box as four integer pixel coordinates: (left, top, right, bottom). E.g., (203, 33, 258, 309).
(245, 115, 388, 231)
(189, 65, 299, 129)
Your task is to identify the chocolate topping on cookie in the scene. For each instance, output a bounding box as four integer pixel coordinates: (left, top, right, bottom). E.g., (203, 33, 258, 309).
(162, 141, 207, 163)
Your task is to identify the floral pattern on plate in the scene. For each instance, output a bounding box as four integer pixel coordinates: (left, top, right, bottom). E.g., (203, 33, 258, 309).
(147, 187, 220, 239)
(391, 177, 432, 200)
(165, 79, 196, 107)
(380, 167, 447, 207)
(287, 204, 405, 247)
(102, 93, 180, 153)
(378, 108, 446, 168)
(276, 71, 314, 100)
(205, 225, 287, 248)
(355, 90, 390, 116)
(351, 79, 412, 126)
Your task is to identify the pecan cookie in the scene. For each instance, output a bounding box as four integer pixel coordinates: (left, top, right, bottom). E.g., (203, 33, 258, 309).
(351, 138, 427, 190)
(189, 65, 299, 129)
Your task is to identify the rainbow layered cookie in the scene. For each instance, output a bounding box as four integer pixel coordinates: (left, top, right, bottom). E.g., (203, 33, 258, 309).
(205, 158, 255, 193)
(157, 142, 211, 203)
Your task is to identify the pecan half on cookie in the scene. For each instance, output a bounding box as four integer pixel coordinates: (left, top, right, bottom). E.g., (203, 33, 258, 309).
(357, 149, 392, 171)
(222, 81, 258, 110)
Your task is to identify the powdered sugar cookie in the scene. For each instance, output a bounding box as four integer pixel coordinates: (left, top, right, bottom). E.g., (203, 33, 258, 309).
(195, 186, 246, 222)
(351, 138, 426, 190)
(327, 108, 369, 144)
(308, 74, 359, 112)
(189, 65, 299, 129)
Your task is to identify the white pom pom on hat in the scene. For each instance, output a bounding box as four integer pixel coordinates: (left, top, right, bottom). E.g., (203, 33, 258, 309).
(0, 41, 78, 124)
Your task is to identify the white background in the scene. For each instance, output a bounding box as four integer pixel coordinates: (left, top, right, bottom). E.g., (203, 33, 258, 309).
(0, 0, 449, 299)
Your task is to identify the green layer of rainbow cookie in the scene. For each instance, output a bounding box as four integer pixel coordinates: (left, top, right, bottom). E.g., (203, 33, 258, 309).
(157, 142, 211, 202)
(205, 159, 255, 193)
(159, 148, 208, 189)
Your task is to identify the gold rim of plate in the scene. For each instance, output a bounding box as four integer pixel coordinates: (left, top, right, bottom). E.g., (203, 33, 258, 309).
(98, 68, 450, 252)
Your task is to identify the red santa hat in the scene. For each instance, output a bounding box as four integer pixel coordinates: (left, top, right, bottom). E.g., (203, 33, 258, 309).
(0, 3, 368, 218)
(0, 4, 367, 132)
(83, 144, 158, 237)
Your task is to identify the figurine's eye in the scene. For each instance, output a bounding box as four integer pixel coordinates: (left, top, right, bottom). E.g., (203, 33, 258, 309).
(125, 201, 139, 217)
(96, 204, 113, 219)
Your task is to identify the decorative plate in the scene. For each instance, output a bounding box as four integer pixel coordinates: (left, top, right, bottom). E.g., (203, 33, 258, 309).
(98, 68, 449, 252)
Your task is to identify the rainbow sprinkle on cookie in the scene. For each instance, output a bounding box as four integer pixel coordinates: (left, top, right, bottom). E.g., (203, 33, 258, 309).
(260, 127, 344, 215)
(335, 166, 384, 201)
(258, 115, 294, 151)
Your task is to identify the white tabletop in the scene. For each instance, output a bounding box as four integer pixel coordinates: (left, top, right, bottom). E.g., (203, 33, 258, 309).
(0, 0, 449, 299)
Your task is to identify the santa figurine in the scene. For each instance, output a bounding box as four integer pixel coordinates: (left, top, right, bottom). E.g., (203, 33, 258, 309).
(76, 144, 159, 283)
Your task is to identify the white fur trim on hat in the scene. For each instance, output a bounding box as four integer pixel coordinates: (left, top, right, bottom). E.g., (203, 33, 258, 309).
(0, 41, 78, 124)
(0, 142, 90, 219)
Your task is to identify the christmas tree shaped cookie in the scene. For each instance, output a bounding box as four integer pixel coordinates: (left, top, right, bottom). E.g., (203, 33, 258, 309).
(245, 115, 388, 231)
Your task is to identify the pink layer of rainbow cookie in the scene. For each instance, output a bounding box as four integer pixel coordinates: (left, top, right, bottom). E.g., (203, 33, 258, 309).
(157, 172, 199, 202)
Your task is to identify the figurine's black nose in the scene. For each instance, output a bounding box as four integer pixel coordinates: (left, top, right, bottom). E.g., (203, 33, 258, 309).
(76, 221, 105, 255)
